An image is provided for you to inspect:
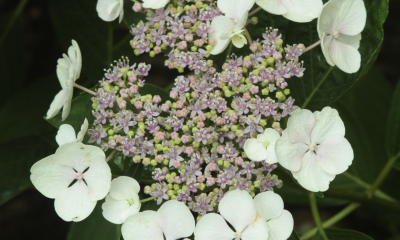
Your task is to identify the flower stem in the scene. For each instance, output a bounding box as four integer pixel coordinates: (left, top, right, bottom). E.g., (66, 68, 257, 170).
(303, 40, 322, 53)
(0, 0, 29, 48)
(366, 151, 400, 198)
(249, 7, 262, 17)
(244, 28, 253, 45)
(308, 192, 329, 240)
(74, 83, 97, 96)
(300, 203, 360, 240)
(140, 196, 157, 203)
(106, 149, 117, 162)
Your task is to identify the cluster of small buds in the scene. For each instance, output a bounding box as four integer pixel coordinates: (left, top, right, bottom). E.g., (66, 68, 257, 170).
(130, 0, 221, 73)
(89, 26, 304, 217)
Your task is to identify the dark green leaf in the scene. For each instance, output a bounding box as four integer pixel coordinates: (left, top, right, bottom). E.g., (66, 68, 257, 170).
(139, 197, 160, 212)
(288, 230, 301, 240)
(285, 0, 388, 111)
(0, 136, 55, 206)
(67, 202, 121, 240)
(125, 162, 144, 183)
(386, 80, 400, 160)
(314, 192, 324, 198)
(108, 151, 134, 177)
(313, 228, 373, 240)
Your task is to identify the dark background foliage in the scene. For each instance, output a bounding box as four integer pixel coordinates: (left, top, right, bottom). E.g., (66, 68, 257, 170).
(0, 0, 399, 239)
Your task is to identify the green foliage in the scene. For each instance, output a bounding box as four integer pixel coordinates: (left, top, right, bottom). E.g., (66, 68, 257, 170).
(288, 230, 301, 240)
(67, 202, 121, 240)
(284, 0, 388, 111)
(122, 0, 147, 27)
(314, 228, 373, 240)
(386, 80, 400, 165)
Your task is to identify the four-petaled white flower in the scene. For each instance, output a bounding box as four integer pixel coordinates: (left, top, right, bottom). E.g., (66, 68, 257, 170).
(275, 107, 354, 192)
(256, 0, 323, 23)
(209, 0, 255, 55)
(102, 176, 141, 224)
(318, 0, 366, 73)
(195, 189, 293, 240)
(46, 40, 82, 121)
(56, 118, 88, 146)
(122, 200, 195, 240)
(30, 143, 111, 222)
(142, 0, 169, 9)
(96, 0, 124, 23)
(244, 128, 280, 163)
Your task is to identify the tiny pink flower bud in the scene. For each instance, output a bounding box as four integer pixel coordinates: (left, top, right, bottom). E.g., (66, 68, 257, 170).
(198, 113, 206, 121)
(118, 100, 126, 109)
(250, 42, 258, 52)
(195, 39, 204, 47)
(108, 140, 116, 149)
(153, 95, 162, 104)
(179, 108, 188, 117)
(128, 74, 137, 82)
(175, 177, 182, 184)
(155, 155, 164, 163)
(167, 175, 175, 183)
(146, 98, 153, 104)
(154, 46, 162, 54)
(132, 2, 142, 12)
(229, 112, 238, 122)
(185, 146, 194, 155)
(171, 132, 179, 139)
(168, 61, 174, 69)
(143, 158, 151, 166)
(181, 135, 189, 144)
(273, 52, 282, 60)
(217, 145, 225, 154)
(173, 160, 181, 168)
(250, 85, 259, 94)
(216, 117, 224, 125)
(197, 121, 205, 128)
(176, 100, 184, 109)
(236, 67, 243, 74)
(209, 38, 217, 46)
(136, 113, 144, 122)
(243, 92, 251, 101)
(136, 129, 145, 136)
(222, 63, 228, 70)
(208, 162, 218, 171)
(115, 135, 122, 143)
(161, 103, 169, 112)
(197, 175, 205, 183)
(235, 157, 243, 165)
(191, 91, 199, 99)
(131, 40, 138, 48)
(178, 41, 187, 50)
(206, 177, 215, 186)
(120, 90, 129, 99)
(170, 91, 178, 99)
(297, 44, 305, 51)
(243, 58, 252, 68)
(130, 85, 139, 94)
(185, 34, 194, 42)
(209, 67, 216, 74)
(155, 131, 165, 141)
(184, 22, 192, 29)
(189, 5, 197, 12)
(134, 100, 143, 109)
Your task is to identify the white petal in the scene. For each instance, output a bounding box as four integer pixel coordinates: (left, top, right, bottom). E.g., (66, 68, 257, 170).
(275, 131, 309, 172)
(194, 213, 235, 240)
(54, 181, 96, 222)
(118, 0, 124, 23)
(266, 210, 294, 240)
(286, 109, 315, 144)
(156, 200, 195, 240)
(253, 191, 283, 221)
(244, 139, 268, 162)
(30, 155, 76, 198)
(210, 16, 235, 55)
(292, 151, 335, 192)
(263, 129, 280, 164)
(321, 33, 335, 66)
(332, 0, 366, 35)
(317, 136, 354, 175)
(142, 0, 169, 9)
(61, 77, 74, 121)
(241, 213, 270, 240)
(102, 194, 130, 224)
(122, 211, 164, 240)
(76, 118, 89, 143)
(232, 12, 249, 32)
(256, 0, 287, 15)
(282, 0, 323, 23)
(69, 40, 82, 80)
(219, 189, 256, 233)
(337, 33, 361, 50)
(311, 107, 345, 143)
(330, 38, 361, 73)
(96, 0, 121, 22)
(218, 0, 255, 20)
(231, 34, 247, 49)
(56, 56, 71, 88)
(109, 176, 141, 200)
(56, 124, 77, 146)
(46, 89, 68, 120)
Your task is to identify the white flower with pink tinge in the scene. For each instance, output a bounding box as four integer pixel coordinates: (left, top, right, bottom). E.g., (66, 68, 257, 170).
(244, 128, 280, 163)
(96, 0, 124, 23)
(55, 118, 88, 146)
(318, 0, 366, 73)
(275, 107, 354, 192)
(121, 200, 195, 240)
(256, 0, 323, 23)
(30, 143, 111, 222)
(142, 0, 169, 9)
(194, 189, 293, 240)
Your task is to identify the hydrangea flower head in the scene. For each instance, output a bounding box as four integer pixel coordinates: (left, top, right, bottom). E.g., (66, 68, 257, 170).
(318, 0, 367, 73)
(96, 0, 124, 23)
(275, 107, 354, 192)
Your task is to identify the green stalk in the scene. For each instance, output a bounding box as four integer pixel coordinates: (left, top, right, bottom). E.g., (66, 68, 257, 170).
(308, 192, 329, 240)
(140, 196, 157, 203)
(0, 0, 29, 48)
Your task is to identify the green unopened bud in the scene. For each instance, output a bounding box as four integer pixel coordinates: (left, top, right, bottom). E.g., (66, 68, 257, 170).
(276, 91, 286, 102)
(191, 46, 198, 52)
(104, 83, 112, 92)
(108, 136, 114, 141)
(262, 88, 269, 96)
(134, 49, 140, 56)
(236, 130, 244, 137)
(199, 183, 206, 190)
(154, 22, 160, 29)
(173, 184, 180, 191)
(92, 102, 98, 109)
(163, 147, 169, 153)
(253, 69, 260, 76)
(163, 159, 169, 165)
(220, 126, 229, 132)
(249, 17, 258, 25)
(231, 125, 239, 132)
(138, 122, 145, 129)
(193, 142, 200, 148)
(206, 112, 212, 119)
(262, 60, 268, 67)
(128, 131, 134, 137)
(205, 44, 213, 52)
(182, 125, 189, 132)
(156, 144, 163, 151)
(267, 57, 275, 66)
(150, 159, 157, 166)
(130, 98, 137, 104)
(149, 51, 156, 57)
(284, 89, 291, 95)
(225, 90, 232, 97)
(168, 183, 173, 190)
(143, 158, 151, 166)
(243, 67, 248, 74)
(242, 152, 247, 158)
(218, 160, 224, 166)
(223, 160, 231, 168)
(174, 138, 181, 144)
(133, 155, 141, 163)
(144, 186, 151, 194)
(275, 39, 283, 48)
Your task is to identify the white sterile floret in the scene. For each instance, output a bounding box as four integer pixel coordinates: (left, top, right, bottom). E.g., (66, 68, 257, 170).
(209, 0, 255, 55)
(318, 0, 367, 73)
(244, 128, 280, 163)
(46, 40, 82, 121)
(194, 189, 294, 240)
(142, 0, 169, 9)
(256, 0, 323, 23)
(96, 0, 124, 23)
(122, 200, 195, 240)
(275, 107, 354, 192)
(102, 176, 141, 224)
(56, 118, 88, 146)
(30, 143, 111, 222)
